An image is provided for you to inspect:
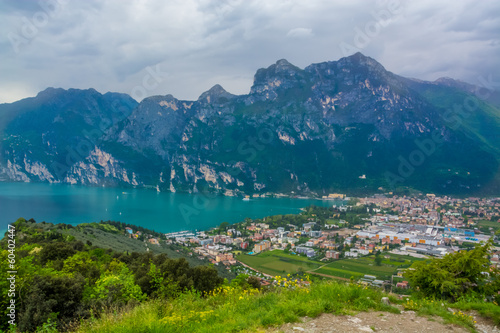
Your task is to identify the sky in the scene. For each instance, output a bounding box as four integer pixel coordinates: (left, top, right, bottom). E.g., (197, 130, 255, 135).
(0, 0, 499, 103)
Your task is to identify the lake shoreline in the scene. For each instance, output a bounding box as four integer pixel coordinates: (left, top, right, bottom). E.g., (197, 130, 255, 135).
(0, 181, 342, 234)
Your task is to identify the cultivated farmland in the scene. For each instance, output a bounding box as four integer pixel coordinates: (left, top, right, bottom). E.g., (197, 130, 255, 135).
(236, 250, 322, 276)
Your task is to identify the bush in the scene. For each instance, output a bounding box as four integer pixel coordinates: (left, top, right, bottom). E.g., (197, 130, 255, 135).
(18, 274, 84, 332)
(38, 242, 76, 266)
(405, 239, 499, 301)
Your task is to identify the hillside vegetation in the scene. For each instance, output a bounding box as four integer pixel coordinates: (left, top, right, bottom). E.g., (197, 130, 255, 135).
(0, 219, 226, 332)
(1, 219, 499, 333)
(74, 280, 500, 333)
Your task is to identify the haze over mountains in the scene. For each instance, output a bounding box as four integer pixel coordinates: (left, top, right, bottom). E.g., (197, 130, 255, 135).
(1, 53, 499, 196)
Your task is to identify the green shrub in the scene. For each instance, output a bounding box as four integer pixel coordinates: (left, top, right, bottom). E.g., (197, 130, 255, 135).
(405, 239, 499, 301)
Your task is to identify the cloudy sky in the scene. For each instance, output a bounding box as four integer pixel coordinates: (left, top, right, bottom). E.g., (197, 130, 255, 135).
(0, 0, 499, 103)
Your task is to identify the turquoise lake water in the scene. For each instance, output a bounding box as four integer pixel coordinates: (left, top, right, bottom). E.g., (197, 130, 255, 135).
(0, 182, 339, 234)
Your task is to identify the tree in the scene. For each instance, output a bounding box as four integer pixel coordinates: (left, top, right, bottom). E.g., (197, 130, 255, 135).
(18, 274, 85, 332)
(405, 239, 499, 301)
(38, 242, 76, 265)
(87, 260, 146, 306)
(190, 265, 224, 295)
(247, 276, 261, 290)
(374, 252, 382, 266)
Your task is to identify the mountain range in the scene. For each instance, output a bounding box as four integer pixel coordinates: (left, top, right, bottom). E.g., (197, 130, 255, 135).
(1, 53, 499, 196)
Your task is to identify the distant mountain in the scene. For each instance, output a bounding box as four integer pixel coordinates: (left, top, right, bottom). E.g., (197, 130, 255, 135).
(1, 53, 499, 196)
(0, 88, 138, 183)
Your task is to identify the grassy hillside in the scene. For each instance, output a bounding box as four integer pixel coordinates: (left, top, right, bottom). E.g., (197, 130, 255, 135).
(16, 219, 235, 281)
(0, 218, 232, 332)
(75, 278, 500, 333)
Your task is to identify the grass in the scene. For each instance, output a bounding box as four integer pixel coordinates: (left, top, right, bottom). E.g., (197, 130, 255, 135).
(400, 297, 500, 332)
(478, 219, 500, 231)
(236, 250, 322, 276)
(75, 280, 500, 333)
(313, 254, 424, 280)
(237, 250, 425, 281)
(76, 280, 399, 333)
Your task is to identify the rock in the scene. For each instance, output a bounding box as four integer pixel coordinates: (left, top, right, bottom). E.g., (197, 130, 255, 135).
(381, 297, 390, 305)
(292, 327, 305, 331)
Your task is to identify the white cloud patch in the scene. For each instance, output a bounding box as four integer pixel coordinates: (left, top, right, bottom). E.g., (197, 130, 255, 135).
(286, 27, 313, 38)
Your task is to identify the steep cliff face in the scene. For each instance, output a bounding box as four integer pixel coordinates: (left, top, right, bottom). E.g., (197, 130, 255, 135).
(1, 53, 499, 195)
(0, 88, 138, 185)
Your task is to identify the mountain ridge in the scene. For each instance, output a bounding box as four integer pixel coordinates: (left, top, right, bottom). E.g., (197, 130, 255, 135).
(1, 53, 499, 195)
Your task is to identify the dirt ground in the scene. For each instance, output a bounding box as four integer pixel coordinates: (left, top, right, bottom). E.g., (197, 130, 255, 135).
(268, 310, 500, 333)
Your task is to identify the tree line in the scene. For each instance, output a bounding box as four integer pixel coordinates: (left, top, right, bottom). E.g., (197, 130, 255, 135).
(0, 218, 224, 332)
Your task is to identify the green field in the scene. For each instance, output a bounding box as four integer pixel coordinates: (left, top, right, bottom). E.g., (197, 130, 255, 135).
(236, 250, 322, 276)
(313, 253, 424, 281)
(237, 250, 426, 281)
(478, 219, 500, 231)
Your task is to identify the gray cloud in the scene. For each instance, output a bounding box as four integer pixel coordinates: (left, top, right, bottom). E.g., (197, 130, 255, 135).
(0, 0, 499, 103)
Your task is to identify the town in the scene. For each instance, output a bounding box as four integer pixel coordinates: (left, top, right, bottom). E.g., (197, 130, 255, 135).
(125, 194, 500, 288)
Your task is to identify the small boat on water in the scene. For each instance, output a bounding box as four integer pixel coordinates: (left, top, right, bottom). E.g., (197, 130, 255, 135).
(242, 195, 250, 201)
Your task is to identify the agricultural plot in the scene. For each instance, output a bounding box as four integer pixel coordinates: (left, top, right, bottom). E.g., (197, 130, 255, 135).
(236, 250, 322, 276)
(478, 219, 500, 232)
(382, 253, 426, 266)
(237, 250, 426, 280)
(313, 254, 424, 281)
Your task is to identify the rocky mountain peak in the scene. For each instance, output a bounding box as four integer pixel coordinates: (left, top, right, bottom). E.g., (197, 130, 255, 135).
(274, 58, 297, 71)
(262, 58, 301, 75)
(337, 52, 387, 74)
(197, 84, 235, 104)
(33, 87, 107, 107)
(36, 87, 66, 98)
(433, 77, 476, 93)
(250, 59, 305, 96)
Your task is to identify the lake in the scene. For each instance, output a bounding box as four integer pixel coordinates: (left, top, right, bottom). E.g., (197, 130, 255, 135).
(0, 182, 340, 234)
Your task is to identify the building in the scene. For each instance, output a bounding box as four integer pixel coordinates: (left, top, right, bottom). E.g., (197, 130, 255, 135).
(325, 250, 340, 259)
(396, 281, 409, 289)
(253, 233, 263, 241)
(253, 240, 271, 253)
(200, 239, 213, 246)
(309, 230, 322, 238)
(215, 253, 234, 262)
(148, 238, 160, 245)
(345, 250, 359, 258)
(296, 246, 316, 258)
